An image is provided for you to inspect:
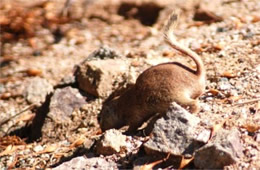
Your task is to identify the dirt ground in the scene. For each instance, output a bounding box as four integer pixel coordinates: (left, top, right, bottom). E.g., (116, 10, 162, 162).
(0, 0, 260, 169)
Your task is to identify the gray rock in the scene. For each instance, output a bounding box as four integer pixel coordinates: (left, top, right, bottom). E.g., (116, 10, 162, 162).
(75, 46, 129, 98)
(59, 75, 76, 85)
(194, 128, 243, 169)
(144, 102, 205, 156)
(86, 46, 123, 61)
(218, 77, 232, 90)
(76, 58, 128, 98)
(256, 133, 260, 142)
(95, 129, 127, 156)
(48, 87, 86, 123)
(52, 156, 118, 170)
(196, 129, 212, 143)
(23, 77, 53, 105)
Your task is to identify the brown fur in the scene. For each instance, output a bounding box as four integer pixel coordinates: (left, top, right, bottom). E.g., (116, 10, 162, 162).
(99, 13, 206, 132)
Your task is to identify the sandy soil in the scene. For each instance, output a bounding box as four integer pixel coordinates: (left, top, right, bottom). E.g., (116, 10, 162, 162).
(0, 0, 259, 169)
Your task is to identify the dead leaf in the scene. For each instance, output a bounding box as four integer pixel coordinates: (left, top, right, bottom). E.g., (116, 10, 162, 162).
(28, 38, 37, 48)
(223, 95, 243, 104)
(38, 145, 57, 154)
(208, 89, 220, 96)
(17, 113, 35, 122)
(162, 51, 172, 57)
(228, 95, 243, 102)
(179, 156, 194, 169)
(0, 145, 17, 156)
(70, 137, 85, 148)
(0, 92, 12, 99)
(0, 15, 10, 25)
(0, 136, 26, 148)
(231, 17, 243, 29)
(2, 32, 14, 41)
(194, 47, 205, 53)
(96, 129, 103, 135)
(251, 39, 260, 47)
(140, 160, 160, 170)
(242, 123, 260, 133)
(25, 144, 34, 149)
(7, 154, 18, 169)
(251, 15, 260, 23)
(131, 60, 141, 67)
(140, 153, 170, 170)
(0, 91, 21, 100)
(0, 76, 19, 84)
(209, 121, 225, 141)
(213, 42, 225, 51)
(26, 68, 42, 76)
(221, 71, 237, 78)
(0, 56, 17, 63)
(188, 21, 205, 28)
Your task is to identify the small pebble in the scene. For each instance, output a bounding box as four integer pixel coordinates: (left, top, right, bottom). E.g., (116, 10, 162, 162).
(33, 145, 43, 152)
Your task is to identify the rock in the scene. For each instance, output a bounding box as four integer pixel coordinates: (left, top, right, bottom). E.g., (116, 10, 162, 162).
(52, 156, 118, 170)
(29, 87, 87, 141)
(144, 102, 205, 156)
(75, 46, 130, 98)
(194, 128, 243, 169)
(76, 58, 129, 98)
(33, 145, 43, 152)
(218, 77, 232, 91)
(95, 129, 127, 156)
(48, 87, 86, 124)
(59, 75, 76, 86)
(196, 129, 212, 144)
(256, 64, 260, 73)
(23, 77, 53, 105)
(86, 46, 123, 60)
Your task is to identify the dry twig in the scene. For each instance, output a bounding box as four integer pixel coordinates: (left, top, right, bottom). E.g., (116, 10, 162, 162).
(0, 104, 36, 127)
(232, 98, 260, 106)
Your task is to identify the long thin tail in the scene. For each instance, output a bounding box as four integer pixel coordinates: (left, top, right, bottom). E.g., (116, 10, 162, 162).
(164, 13, 205, 77)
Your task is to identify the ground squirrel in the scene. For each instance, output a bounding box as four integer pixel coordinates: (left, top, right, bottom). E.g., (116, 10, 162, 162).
(99, 13, 206, 132)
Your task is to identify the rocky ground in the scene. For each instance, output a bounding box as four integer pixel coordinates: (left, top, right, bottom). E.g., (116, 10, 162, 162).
(0, 0, 260, 169)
